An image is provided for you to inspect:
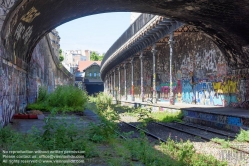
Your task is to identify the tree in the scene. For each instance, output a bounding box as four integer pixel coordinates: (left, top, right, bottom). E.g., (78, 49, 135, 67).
(59, 49, 62, 55)
(59, 49, 64, 62)
(59, 55, 64, 62)
(90, 51, 98, 61)
(90, 51, 104, 61)
(98, 53, 105, 61)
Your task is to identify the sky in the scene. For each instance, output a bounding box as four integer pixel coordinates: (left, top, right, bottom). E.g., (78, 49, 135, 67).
(56, 12, 132, 55)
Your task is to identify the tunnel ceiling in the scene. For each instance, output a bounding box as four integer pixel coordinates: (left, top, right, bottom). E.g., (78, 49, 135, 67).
(1, 0, 249, 69)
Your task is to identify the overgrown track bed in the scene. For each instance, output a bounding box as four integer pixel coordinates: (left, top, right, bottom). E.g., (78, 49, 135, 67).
(153, 122, 249, 155)
(174, 121, 236, 139)
(159, 122, 234, 140)
(118, 121, 166, 143)
(176, 121, 249, 144)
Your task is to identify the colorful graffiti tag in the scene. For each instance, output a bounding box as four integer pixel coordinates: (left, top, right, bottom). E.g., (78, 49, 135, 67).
(183, 110, 249, 132)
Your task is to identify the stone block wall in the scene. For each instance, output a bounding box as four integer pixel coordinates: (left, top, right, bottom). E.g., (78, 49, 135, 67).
(0, 35, 73, 127)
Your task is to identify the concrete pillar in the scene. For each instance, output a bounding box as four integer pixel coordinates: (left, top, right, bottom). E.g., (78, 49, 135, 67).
(107, 75, 109, 94)
(151, 44, 157, 104)
(169, 32, 175, 105)
(113, 70, 116, 99)
(118, 67, 121, 101)
(109, 73, 112, 95)
(106, 78, 108, 93)
(124, 63, 127, 100)
(104, 76, 107, 93)
(106, 77, 108, 93)
(109, 74, 112, 95)
(107, 78, 109, 94)
(140, 52, 144, 102)
(131, 58, 135, 101)
(111, 73, 113, 97)
(104, 77, 106, 93)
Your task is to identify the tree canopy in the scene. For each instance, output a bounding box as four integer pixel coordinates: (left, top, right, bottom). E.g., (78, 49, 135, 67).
(90, 51, 104, 61)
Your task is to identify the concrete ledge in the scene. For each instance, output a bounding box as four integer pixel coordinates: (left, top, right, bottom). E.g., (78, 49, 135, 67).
(116, 99, 249, 133)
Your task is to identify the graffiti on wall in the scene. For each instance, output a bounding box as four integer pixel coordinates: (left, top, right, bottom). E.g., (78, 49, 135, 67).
(0, 0, 16, 17)
(145, 32, 249, 106)
(113, 31, 249, 108)
(0, 36, 72, 127)
(15, 22, 33, 44)
(21, 7, 40, 23)
(0, 56, 27, 127)
(183, 110, 249, 132)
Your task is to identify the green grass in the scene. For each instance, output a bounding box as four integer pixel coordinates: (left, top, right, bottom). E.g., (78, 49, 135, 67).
(160, 138, 227, 166)
(211, 128, 249, 149)
(236, 129, 249, 142)
(211, 138, 231, 148)
(113, 105, 183, 123)
(84, 93, 227, 166)
(148, 111, 183, 123)
(0, 120, 227, 166)
(27, 85, 88, 113)
(0, 113, 97, 166)
(114, 105, 134, 114)
(0, 92, 228, 166)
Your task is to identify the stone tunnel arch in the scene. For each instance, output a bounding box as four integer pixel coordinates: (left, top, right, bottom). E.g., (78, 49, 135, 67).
(1, 0, 249, 70)
(1, 0, 249, 127)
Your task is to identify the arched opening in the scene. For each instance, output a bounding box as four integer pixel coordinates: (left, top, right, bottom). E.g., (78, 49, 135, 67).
(1, 0, 249, 69)
(0, 3, 249, 165)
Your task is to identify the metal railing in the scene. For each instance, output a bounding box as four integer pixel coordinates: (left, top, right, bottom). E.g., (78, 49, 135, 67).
(101, 13, 156, 67)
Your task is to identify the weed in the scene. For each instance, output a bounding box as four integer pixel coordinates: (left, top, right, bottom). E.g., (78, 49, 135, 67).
(122, 137, 177, 166)
(85, 93, 120, 144)
(27, 85, 88, 113)
(0, 113, 100, 166)
(37, 86, 49, 102)
(136, 107, 152, 121)
(236, 129, 249, 142)
(84, 94, 226, 165)
(150, 111, 183, 123)
(95, 92, 113, 114)
(160, 138, 227, 166)
(211, 138, 230, 148)
(87, 122, 117, 143)
(115, 105, 183, 123)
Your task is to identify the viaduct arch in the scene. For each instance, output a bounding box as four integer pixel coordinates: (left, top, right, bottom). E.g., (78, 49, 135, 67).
(1, 0, 249, 69)
(1, 0, 249, 127)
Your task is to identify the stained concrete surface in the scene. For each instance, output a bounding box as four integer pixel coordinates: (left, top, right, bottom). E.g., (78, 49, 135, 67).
(8, 110, 100, 134)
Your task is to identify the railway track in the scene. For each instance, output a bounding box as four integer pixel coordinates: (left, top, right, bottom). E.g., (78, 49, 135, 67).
(174, 121, 236, 139)
(119, 121, 166, 143)
(174, 121, 249, 144)
(152, 121, 249, 155)
(118, 117, 249, 156)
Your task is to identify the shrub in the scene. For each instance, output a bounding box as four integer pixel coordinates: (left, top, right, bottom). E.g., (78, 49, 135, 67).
(0, 113, 97, 165)
(47, 85, 88, 111)
(236, 129, 249, 142)
(87, 93, 119, 143)
(37, 86, 48, 102)
(95, 92, 112, 114)
(27, 85, 88, 112)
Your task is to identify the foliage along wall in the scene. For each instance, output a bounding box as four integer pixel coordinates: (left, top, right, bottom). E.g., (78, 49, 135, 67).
(121, 32, 249, 108)
(0, 36, 72, 127)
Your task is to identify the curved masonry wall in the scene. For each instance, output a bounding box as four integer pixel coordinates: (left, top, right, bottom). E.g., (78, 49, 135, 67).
(0, 35, 73, 127)
(113, 32, 249, 108)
